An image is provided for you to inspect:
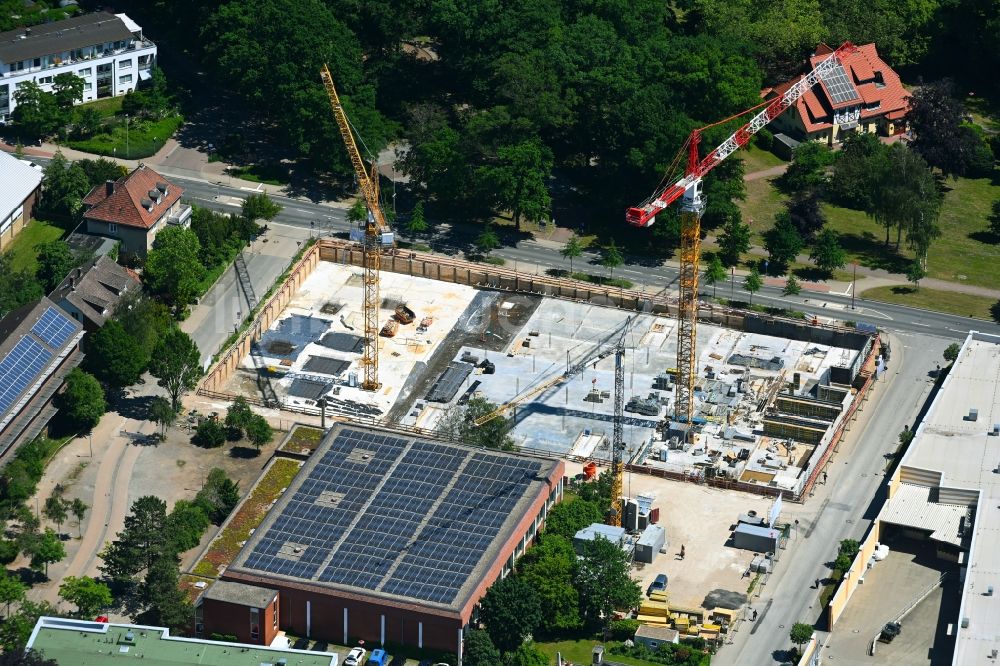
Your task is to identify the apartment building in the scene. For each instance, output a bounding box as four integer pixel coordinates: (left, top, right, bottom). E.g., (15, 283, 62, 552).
(0, 11, 156, 122)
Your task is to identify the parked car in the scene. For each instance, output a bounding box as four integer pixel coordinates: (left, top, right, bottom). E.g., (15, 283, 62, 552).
(367, 649, 388, 666)
(647, 573, 668, 595)
(345, 647, 367, 666)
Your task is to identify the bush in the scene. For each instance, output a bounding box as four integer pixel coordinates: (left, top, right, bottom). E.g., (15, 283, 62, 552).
(192, 419, 226, 448)
(0, 540, 19, 564)
(609, 618, 641, 641)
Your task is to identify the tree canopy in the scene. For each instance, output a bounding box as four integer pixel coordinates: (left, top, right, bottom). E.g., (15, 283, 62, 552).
(143, 227, 206, 314)
(575, 536, 641, 631)
(148, 327, 202, 412)
(479, 575, 542, 652)
(56, 369, 106, 431)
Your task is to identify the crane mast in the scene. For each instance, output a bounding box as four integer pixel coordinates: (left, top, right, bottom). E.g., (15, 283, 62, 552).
(320, 64, 389, 391)
(626, 43, 857, 428)
(608, 318, 629, 527)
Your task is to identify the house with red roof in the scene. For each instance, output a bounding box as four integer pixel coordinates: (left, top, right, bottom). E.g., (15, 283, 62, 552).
(763, 43, 909, 148)
(82, 164, 191, 257)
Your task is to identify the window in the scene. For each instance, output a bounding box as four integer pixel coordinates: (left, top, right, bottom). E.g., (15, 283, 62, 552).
(97, 63, 112, 74)
(78, 67, 91, 76)
(83, 82, 92, 92)
(118, 59, 132, 69)
(272, 598, 278, 629)
(32, 58, 40, 68)
(250, 608, 260, 640)
(13, 61, 24, 72)
(119, 74, 132, 84)
(38, 76, 52, 84)
(108, 223, 118, 233)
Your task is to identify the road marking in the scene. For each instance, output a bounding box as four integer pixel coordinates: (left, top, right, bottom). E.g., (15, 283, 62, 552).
(857, 306, 893, 321)
(240, 183, 264, 192)
(911, 322, 931, 327)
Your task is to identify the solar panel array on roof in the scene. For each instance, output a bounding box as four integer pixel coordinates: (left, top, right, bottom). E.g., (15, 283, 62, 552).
(241, 428, 545, 606)
(0, 338, 52, 415)
(30, 307, 77, 348)
(820, 63, 860, 105)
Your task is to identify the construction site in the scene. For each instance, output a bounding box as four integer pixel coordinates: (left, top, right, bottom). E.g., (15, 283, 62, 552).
(190, 52, 887, 658)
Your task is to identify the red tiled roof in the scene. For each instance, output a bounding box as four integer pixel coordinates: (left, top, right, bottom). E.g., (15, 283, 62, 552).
(763, 43, 909, 134)
(82, 165, 183, 230)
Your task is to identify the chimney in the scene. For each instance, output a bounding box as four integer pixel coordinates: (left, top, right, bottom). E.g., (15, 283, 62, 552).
(105, 180, 115, 196)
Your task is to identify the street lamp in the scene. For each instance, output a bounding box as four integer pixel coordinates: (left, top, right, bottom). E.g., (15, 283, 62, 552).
(851, 262, 857, 310)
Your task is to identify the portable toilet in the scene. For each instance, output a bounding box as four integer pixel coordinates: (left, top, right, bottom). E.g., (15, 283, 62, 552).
(367, 649, 388, 666)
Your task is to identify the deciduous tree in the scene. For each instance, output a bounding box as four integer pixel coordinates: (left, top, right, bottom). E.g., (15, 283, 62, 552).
(194, 468, 240, 524)
(479, 575, 541, 652)
(908, 80, 992, 179)
(518, 534, 581, 632)
(575, 536, 641, 631)
(475, 223, 500, 257)
(244, 415, 273, 452)
(717, 217, 751, 267)
(12, 81, 62, 139)
(601, 239, 624, 280)
(743, 266, 763, 306)
(789, 622, 814, 650)
(0, 572, 26, 617)
(560, 235, 583, 273)
(143, 557, 192, 632)
(778, 142, 834, 193)
(29, 529, 64, 578)
(809, 229, 847, 276)
(52, 72, 84, 110)
(39, 150, 91, 224)
(77, 158, 127, 188)
(148, 327, 201, 412)
(545, 500, 602, 541)
(241, 192, 282, 225)
(763, 212, 803, 273)
(143, 227, 206, 315)
(463, 630, 502, 666)
(70, 498, 88, 538)
(906, 260, 927, 289)
(702, 254, 727, 298)
(783, 274, 802, 296)
(58, 576, 112, 618)
(988, 200, 1000, 237)
(149, 397, 175, 438)
(34, 240, 78, 293)
(193, 418, 226, 448)
(943, 343, 961, 363)
(224, 396, 254, 439)
(84, 320, 147, 389)
(42, 496, 68, 536)
(475, 139, 553, 230)
(57, 369, 106, 431)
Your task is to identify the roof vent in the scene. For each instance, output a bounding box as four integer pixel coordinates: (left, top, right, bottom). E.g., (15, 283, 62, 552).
(990, 424, 999, 437)
(962, 617, 970, 629)
(967, 409, 979, 422)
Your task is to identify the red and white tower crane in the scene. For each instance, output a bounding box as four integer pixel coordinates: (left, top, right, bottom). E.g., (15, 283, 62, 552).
(626, 42, 858, 427)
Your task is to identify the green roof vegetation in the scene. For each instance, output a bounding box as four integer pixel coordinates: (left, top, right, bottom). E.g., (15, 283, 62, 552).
(192, 458, 301, 578)
(29, 622, 334, 666)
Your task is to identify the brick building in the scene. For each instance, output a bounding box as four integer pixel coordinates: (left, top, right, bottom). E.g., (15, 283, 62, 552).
(198, 580, 279, 646)
(207, 424, 564, 663)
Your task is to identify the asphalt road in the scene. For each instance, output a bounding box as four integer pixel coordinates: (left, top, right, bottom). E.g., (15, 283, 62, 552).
(161, 169, 1000, 343)
(715, 333, 949, 665)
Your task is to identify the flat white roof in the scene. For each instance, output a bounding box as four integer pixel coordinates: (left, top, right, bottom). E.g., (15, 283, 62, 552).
(892, 332, 1000, 665)
(879, 483, 966, 546)
(0, 152, 42, 219)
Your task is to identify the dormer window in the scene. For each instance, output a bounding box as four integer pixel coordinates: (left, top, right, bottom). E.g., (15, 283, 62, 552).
(148, 188, 162, 203)
(156, 182, 169, 197)
(141, 197, 154, 212)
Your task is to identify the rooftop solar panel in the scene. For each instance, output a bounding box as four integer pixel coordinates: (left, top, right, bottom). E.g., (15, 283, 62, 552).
(235, 426, 555, 608)
(30, 307, 77, 348)
(820, 63, 860, 105)
(0, 337, 53, 416)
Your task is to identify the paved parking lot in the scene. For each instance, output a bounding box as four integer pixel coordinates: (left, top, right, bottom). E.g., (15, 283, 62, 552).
(824, 538, 959, 665)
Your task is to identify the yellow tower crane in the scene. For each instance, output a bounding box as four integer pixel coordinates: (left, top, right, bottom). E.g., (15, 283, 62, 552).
(320, 64, 391, 391)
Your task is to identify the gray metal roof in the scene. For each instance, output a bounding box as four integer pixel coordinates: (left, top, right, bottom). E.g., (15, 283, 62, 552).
(203, 580, 277, 609)
(0, 152, 42, 220)
(0, 12, 134, 64)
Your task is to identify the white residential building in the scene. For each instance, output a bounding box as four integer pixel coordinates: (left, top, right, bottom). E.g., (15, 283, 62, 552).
(0, 11, 156, 122)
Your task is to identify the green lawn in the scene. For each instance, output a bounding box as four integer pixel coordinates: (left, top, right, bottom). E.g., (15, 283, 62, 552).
(228, 163, 289, 186)
(72, 96, 123, 120)
(536, 639, 710, 666)
(739, 144, 787, 173)
(860, 285, 999, 321)
(738, 177, 788, 238)
(738, 173, 1000, 290)
(3, 219, 64, 272)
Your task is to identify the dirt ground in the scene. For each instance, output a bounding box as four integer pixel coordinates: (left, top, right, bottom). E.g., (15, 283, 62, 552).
(564, 459, 816, 611)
